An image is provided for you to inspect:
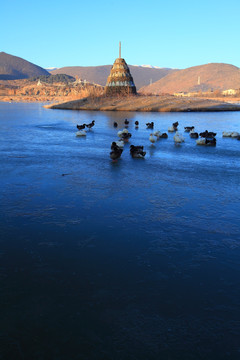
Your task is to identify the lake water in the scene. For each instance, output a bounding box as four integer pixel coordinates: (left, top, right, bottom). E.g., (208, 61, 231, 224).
(0, 102, 240, 360)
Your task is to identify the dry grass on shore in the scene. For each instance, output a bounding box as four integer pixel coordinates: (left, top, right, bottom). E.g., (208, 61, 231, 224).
(45, 94, 240, 112)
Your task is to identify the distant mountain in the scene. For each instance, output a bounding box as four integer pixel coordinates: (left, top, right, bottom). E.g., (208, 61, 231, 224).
(133, 64, 164, 69)
(0, 52, 49, 80)
(139, 63, 240, 94)
(45, 67, 58, 71)
(50, 65, 176, 90)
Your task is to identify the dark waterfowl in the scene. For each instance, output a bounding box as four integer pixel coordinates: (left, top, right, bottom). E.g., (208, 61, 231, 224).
(110, 143, 123, 161)
(146, 122, 154, 129)
(121, 132, 132, 141)
(113, 122, 118, 128)
(111, 141, 118, 150)
(77, 124, 86, 130)
(208, 132, 217, 138)
(196, 138, 216, 146)
(111, 141, 124, 150)
(130, 145, 144, 151)
(130, 145, 146, 158)
(160, 133, 168, 138)
(205, 138, 216, 146)
(184, 126, 194, 132)
(168, 121, 178, 132)
(135, 121, 139, 127)
(190, 132, 199, 139)
(86, 120, 95, 129)
(173, 121, 179, 130)
(124, 119, 129, 125)
(199, 130, 216, 138)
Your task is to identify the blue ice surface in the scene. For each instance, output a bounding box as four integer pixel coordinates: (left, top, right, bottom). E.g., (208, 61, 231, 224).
(0, 102, 240, 360)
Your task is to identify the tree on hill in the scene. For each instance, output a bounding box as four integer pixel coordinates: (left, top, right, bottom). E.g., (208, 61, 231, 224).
(29, 74, 76, 84)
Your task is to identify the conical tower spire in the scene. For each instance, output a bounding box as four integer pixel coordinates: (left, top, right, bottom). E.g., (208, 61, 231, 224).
(105, 43, 136, 96)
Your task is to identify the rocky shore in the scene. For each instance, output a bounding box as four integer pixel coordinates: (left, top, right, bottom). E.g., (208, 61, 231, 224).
(0, 79, 104, 103)
(45, 94, 240, 112)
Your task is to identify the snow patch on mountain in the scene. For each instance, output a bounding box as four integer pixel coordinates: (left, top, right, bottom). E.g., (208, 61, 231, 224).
(132, 64, 164, 69)
(46, 67, 58, 71)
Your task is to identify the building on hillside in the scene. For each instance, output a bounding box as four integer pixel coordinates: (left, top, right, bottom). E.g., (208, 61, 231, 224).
(222, 89, 237, 96)
(105, 42, 136, 96)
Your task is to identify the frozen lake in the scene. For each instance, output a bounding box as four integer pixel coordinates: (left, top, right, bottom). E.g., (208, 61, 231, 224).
(0, 102, 240, 359)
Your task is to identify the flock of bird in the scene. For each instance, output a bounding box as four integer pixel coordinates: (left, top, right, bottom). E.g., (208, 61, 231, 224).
(75, 118, 240, 162)
(76, 120, 95, 136)
(111, 119, 150, 161)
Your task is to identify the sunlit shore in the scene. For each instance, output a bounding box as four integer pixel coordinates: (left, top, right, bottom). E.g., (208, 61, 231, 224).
(44, 94, 240, 112)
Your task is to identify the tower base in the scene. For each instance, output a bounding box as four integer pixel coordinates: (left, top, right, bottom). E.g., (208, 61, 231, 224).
(105, 86, 137, 96)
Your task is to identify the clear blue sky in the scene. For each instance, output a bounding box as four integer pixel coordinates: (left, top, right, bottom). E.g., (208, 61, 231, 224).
(2, 0, 240, 69)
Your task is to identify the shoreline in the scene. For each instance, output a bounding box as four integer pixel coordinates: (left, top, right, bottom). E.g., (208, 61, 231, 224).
(44, 95, 240, 112)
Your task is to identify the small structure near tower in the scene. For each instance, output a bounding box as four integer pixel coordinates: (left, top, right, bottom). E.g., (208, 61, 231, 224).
(105, 42, 136, 96)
